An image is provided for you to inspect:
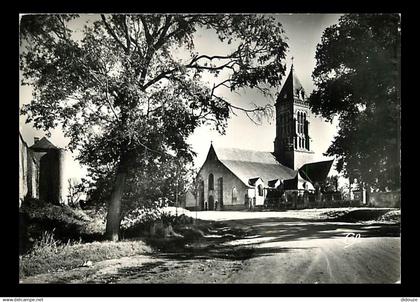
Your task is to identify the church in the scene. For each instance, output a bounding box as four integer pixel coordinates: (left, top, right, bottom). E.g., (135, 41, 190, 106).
(184, 64, 334, 211)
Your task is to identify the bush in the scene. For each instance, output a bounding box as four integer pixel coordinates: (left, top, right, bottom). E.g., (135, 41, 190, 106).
(19, 230, 152, 278)
(19, 198, 106, 254)
(120, 206, 194, 239)
(377, 210, 400, 223)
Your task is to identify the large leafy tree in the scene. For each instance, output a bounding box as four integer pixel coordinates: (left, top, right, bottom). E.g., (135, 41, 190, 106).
(309, 14, 401, 191)
(20, 14, 288, 240)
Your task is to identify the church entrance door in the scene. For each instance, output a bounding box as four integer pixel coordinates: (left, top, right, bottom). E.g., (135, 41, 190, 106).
(208, 195, 214, 210)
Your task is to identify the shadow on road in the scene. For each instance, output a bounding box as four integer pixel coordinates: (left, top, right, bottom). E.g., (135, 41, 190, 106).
(146, 217, 400, 262)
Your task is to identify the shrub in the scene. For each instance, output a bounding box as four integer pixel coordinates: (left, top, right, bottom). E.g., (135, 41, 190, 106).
(120, 205, 194, 239)
(19, 198, 106, 254)
(19, 230, 152, 278)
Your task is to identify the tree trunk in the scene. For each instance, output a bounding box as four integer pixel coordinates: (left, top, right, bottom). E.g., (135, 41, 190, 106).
(105, 169, 127, 241)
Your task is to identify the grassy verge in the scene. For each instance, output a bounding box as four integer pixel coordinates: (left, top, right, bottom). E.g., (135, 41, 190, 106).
(323, 208, 400, 223)
(19, 231, 152, 279)
(19, 198, 106, 254)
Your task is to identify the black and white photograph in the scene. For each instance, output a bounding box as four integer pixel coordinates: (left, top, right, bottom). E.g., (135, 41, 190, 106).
(18, 13, 401, 285)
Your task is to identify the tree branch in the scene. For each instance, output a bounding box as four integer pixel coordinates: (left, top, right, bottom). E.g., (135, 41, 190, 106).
(101, 14, 128, 53)
(139, 16, 153, 45)
(123, 16, 131, 53)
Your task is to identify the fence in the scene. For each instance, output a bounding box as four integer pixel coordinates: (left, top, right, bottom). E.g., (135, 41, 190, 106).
(264, 192, 365, 210)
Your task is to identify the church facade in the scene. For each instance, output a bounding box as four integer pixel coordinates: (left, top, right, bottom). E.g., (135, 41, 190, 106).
(184, 65, 334, 211)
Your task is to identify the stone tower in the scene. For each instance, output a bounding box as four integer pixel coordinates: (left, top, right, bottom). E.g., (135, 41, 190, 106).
(274, 64, 314, 170)
(30, 137, 68, 205)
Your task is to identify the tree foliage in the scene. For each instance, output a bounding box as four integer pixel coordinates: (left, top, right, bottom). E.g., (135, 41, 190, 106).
(309, 14, 401, 191)
(20, 14, 289, 240)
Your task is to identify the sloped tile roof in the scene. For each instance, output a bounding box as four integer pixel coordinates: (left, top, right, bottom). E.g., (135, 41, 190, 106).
(299, 159, 334, 183)
(248, 177, 262, 186)
(30, 137, 58, 150)
(213, 146, 297, 187)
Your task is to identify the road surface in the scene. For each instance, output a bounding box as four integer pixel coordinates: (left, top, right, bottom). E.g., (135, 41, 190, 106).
(21, 210, 401, 284)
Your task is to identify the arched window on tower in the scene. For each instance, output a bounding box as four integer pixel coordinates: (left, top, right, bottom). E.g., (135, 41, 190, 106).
(297, 112, 301, 133)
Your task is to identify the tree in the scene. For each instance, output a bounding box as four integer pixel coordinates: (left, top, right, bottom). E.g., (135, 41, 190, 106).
(20, 14, 289, 241)
(67, 177, 85, 206)
(309, 14, 400, 191)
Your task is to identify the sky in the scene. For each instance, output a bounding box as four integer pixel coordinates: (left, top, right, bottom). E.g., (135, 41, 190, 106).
(19, 13, 343, 179)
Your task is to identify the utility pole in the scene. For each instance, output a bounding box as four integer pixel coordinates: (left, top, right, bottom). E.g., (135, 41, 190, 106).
(175, 161, 179, 218)
(175, 157, 183, 218)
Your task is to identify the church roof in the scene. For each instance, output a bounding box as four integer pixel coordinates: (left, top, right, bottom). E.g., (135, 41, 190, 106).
(248, 177, 262, 186)
(278, 64, 306, 101)
(289, 65, 304, 92)
(30, 137, 58, 150)
(298, 159, 334, 183)
(210, 146, 297, 187)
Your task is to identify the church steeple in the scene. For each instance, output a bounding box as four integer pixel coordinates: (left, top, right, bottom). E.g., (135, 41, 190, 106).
(273, 63, 314, 170)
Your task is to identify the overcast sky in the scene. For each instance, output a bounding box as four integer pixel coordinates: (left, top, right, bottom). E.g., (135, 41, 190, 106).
(19, 13, 342, 179)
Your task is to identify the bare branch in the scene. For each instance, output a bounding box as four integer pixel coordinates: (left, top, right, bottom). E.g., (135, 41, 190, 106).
(141, 67, 178, 91)
(139, 16, 153, 44)
(123, 16, 131, 53)
(211, 79, 233, 94)
(186, 60, 236, 71)
(153, 15, 173, 50)
(101, 14, 128, 53)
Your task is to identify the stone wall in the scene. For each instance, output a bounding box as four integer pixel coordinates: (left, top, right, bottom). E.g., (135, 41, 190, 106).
(19, 134, 28, 201)
(19, 134, 39, 202)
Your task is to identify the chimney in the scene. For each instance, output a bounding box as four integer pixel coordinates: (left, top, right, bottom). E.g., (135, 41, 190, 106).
(34, 137, 40, 144)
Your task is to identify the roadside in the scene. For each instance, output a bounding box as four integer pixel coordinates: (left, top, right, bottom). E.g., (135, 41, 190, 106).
(20, 206, 400, 284)
(167, 207, 400, 223)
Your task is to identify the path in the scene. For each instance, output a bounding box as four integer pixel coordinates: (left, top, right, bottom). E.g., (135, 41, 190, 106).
(20, 210, 400, 284)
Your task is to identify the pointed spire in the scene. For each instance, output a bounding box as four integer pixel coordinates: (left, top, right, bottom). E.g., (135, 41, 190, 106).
(277, 59, 305, 103)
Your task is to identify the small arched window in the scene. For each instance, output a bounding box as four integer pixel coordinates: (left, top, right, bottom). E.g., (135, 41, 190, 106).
(258, 184, 264, 197)
(208, 173, 214, 191)
(232, 187, 238, 203)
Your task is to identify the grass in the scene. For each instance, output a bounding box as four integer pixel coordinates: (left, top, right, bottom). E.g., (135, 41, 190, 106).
(323, 208, 400, 223)
(20, 198, 106, 254)
(19, 230, 152, 278)
(19, 199, 155, 279)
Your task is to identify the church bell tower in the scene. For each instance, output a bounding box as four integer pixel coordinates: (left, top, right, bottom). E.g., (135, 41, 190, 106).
(274, 63, 314, 170)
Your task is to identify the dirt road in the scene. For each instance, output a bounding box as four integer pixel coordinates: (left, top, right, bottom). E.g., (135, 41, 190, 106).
(21, 211, 400, 284)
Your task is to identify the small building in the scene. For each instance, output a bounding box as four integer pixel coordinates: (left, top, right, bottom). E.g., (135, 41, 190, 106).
(19, 134, 69, 205)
